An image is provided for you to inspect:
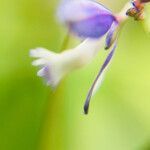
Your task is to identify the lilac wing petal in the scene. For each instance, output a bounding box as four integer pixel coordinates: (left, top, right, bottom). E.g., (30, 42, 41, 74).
(58, 0, 116, 38)
(70, 14, 115, 38)
(84, 42, 117, 114)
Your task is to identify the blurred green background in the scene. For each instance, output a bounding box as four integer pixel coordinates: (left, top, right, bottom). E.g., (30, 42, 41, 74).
(0, 0, 150, 150)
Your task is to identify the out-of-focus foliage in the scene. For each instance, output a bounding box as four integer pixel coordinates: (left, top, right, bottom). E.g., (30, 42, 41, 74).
(0, 0, 150, 150)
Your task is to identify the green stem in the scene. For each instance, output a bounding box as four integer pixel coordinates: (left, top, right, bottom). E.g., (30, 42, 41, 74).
(60, 30, 70, 51)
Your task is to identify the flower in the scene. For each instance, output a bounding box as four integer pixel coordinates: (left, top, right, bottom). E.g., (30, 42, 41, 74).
(30, 37, 105, 88)
(30, 0, 133, 114)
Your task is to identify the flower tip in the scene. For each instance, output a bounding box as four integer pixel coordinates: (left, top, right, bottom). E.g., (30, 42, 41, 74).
(84, 100, 90, 115)
(29, 49, 36, 57)
(84, 109, 89, 115)
(30, 48, 62, 88)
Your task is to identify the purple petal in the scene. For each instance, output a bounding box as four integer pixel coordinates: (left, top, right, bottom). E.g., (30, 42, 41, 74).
(84, 42, 117, 114)
(70, 14, 115, 38)
(58, 0, 116, 38)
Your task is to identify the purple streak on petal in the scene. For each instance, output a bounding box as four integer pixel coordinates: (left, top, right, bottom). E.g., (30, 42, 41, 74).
(84, 42, 117, 114)
(40, 65, 53, 87)
(105, 21, 118, 49)
(58, 0, 116, 38)
(43, 66, 50, 82)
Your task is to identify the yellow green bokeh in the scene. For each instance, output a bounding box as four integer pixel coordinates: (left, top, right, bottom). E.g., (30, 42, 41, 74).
(0, 0, 150, 150)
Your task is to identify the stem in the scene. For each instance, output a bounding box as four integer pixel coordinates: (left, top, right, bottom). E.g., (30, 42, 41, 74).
(60, 30, 70, 51)
(116, 1, 132, 23)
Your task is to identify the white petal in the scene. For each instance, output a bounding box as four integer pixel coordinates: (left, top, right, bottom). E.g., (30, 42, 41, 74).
(59, 37, 105, 68)
(30, 37, 105, 87)
(37, 68, 46, 77)
(32, 59, 47, 66)
(30, 47, 56, 58)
